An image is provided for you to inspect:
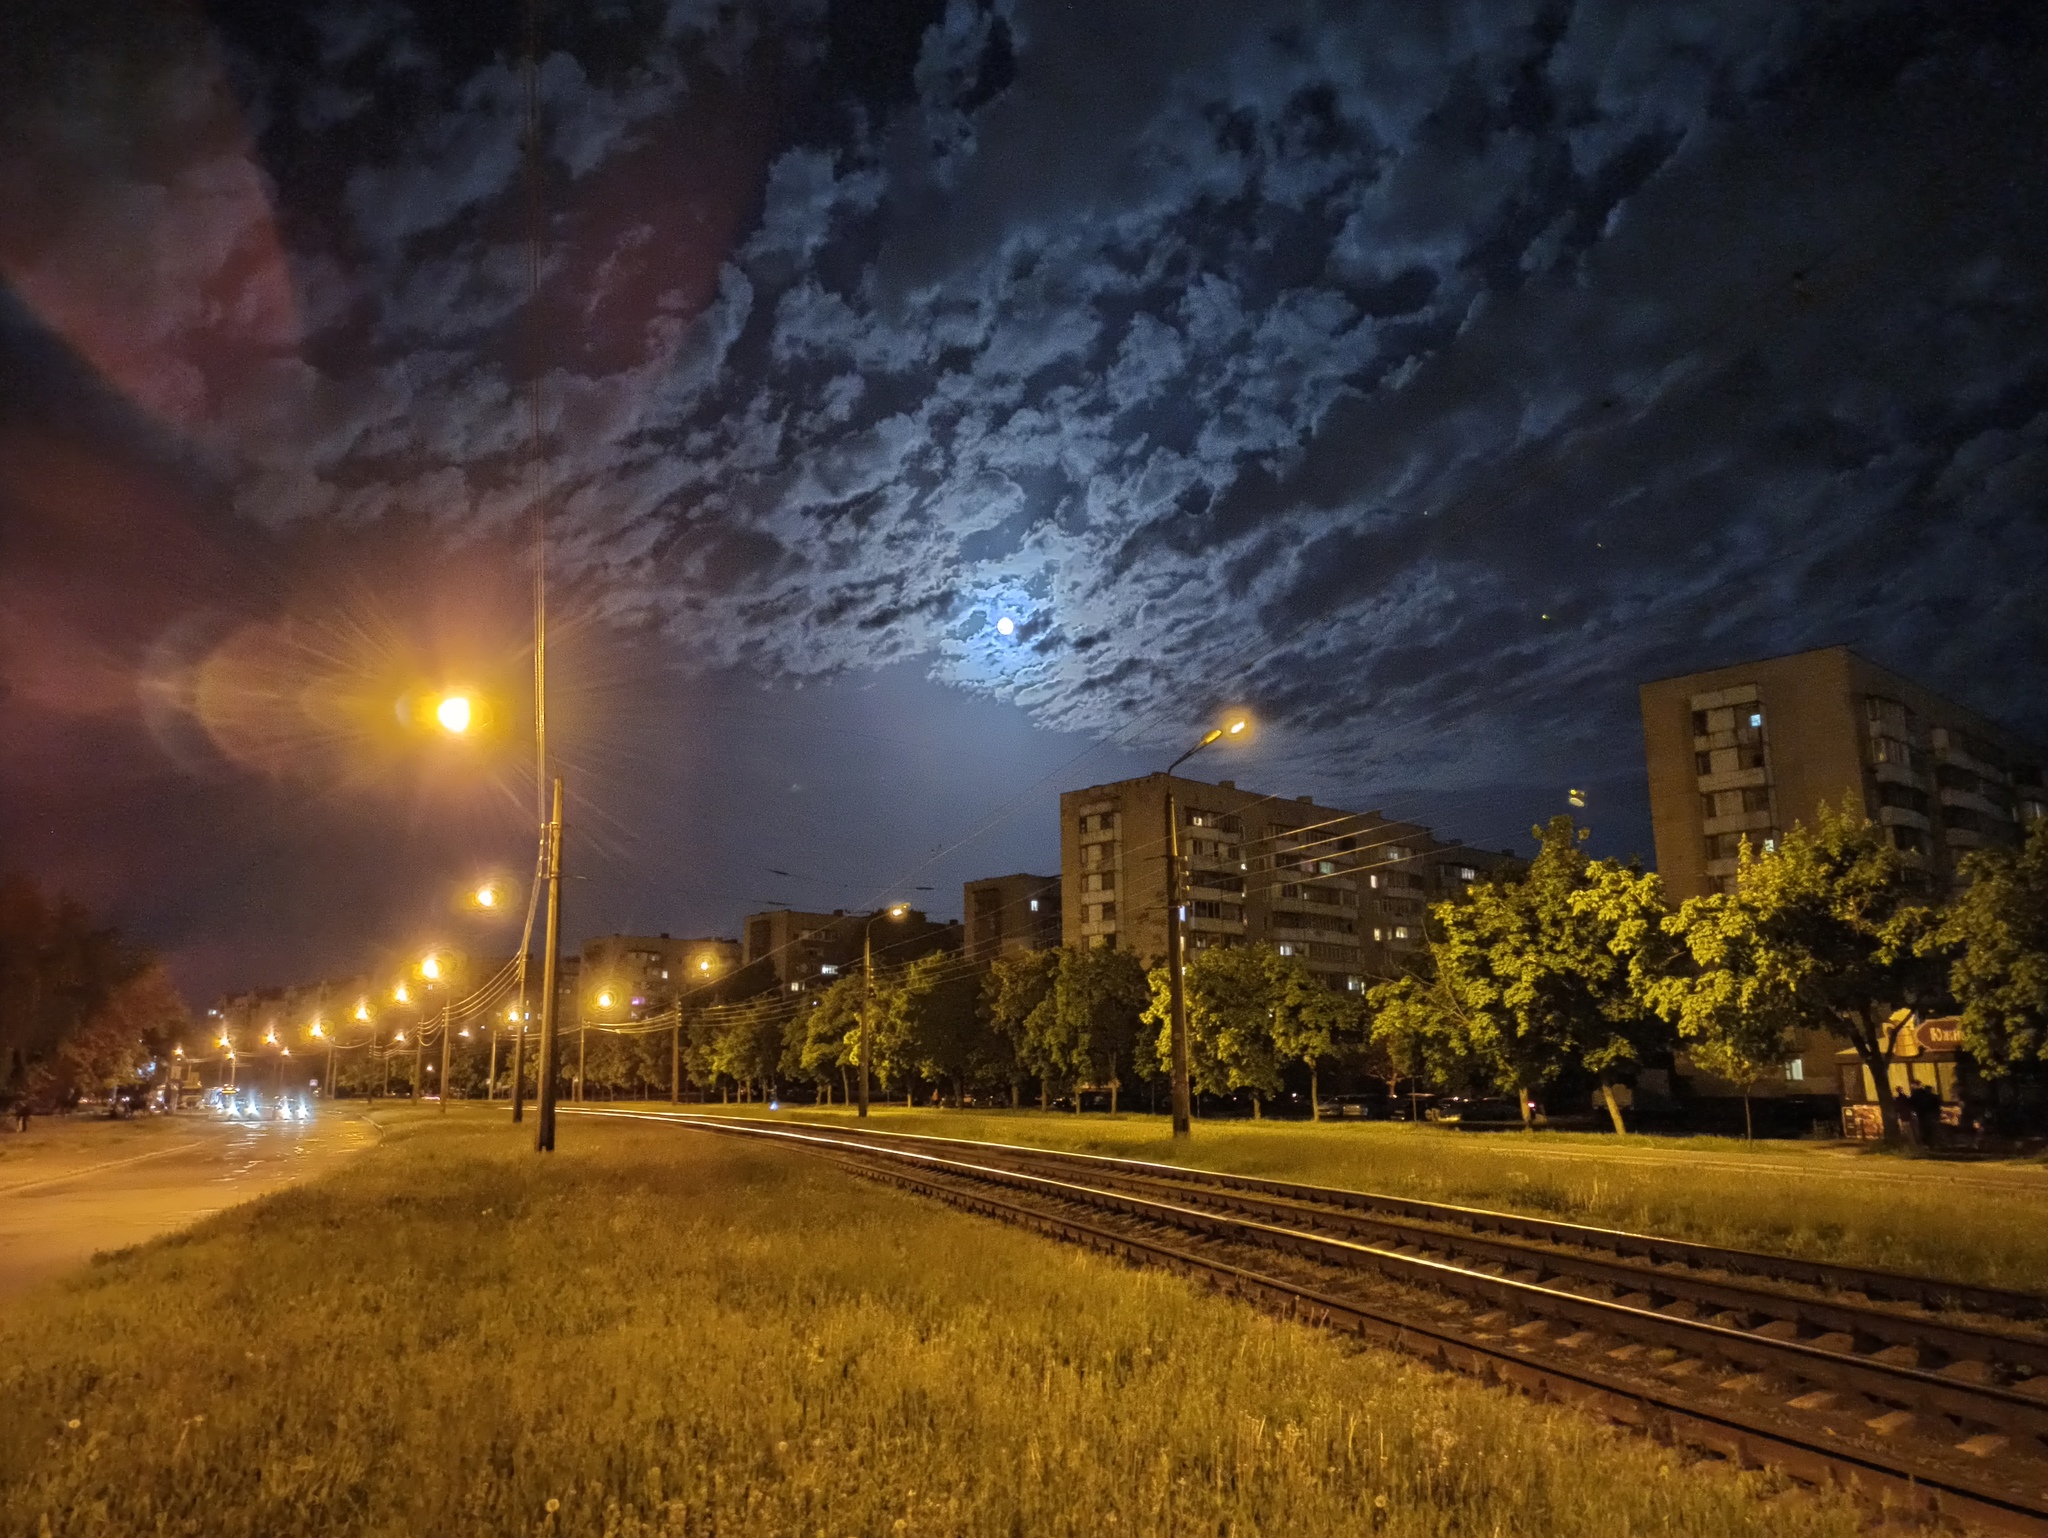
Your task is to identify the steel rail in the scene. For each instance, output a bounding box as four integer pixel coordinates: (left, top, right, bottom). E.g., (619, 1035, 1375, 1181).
(765, 1125, 2048, 1382)
(576, 1109, 2048, 1536)
(708, 1114, 2048, 1321)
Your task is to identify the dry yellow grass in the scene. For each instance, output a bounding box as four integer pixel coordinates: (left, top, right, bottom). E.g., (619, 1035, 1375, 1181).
(0, 1110, 1881, 1536)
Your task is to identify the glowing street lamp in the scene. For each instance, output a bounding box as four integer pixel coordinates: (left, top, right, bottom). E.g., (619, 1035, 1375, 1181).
(859, 904, 911, 1119)
(421, 955, 441, 981)
(434, 693, 473, 734)
(1162, 711, 1253, 1139)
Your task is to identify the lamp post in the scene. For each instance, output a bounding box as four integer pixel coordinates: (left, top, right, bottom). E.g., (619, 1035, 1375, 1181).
(859, 905, 909, 1118)
(1162, 715, 1250, 1140)
(534, 776, 565, 1153)
(437, 999, 453, 1112)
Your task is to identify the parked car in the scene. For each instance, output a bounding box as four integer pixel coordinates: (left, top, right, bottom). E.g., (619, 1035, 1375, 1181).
(1320, 1093, 1391, 1120)
(1430, 1095, 1541, 1127)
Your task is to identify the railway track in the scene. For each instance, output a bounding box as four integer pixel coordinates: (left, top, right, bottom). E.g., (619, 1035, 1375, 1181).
(577, 1110, 2048, 1535)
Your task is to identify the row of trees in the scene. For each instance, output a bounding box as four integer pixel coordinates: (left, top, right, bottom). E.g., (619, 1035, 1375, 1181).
(1370, 805, 2048, 1139)
(300, 803, 2048, 1143)
(0, 875, 191, 1111)
(615, 805, 2048, 1141)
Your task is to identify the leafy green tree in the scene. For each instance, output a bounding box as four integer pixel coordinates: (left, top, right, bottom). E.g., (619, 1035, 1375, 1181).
(1054, 946, 1150, 1112)
(0, 875, 138, 1100)
(786, 978, 863, 1103)
(894, 954, 985, 1105)
(1430, 817, 1670, 1128)
(713, 995, 787, 1100)
(1366, 967, 1490, 1114)
(1602, 861, 1799, 1141)
(1268, 949, 1362, 1118)
(1931, 818, 2048, 1075)
(59, 961, 187, 1101)
(1147, 945, 1284, 1116)
(983, 950, 1063, 1108)
(1661, 800, 1943, 1141)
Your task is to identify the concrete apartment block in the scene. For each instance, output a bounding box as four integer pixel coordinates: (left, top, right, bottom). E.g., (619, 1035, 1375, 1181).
(1641, 645, 2045, 903)
(1058, 774, 1508, 990)
(962, 873, 1061, 964)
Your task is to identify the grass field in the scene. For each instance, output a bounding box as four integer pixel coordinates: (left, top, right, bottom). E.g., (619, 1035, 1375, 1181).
(0, 1108, 1883, 1537)
(672, 1105, 2048, 1293)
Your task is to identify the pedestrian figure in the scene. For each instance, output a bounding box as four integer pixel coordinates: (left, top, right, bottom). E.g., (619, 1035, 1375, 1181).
(11, 1101, 27, 1133)
(1891, 1086, 1917, 1145)
(1909, 1082, 1943, 1149)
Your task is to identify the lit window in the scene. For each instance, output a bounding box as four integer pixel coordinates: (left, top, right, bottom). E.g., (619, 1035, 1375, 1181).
(1784, 1059, 1805, 1082)
(1372, 928, 1384, 942)
(1277, 944, 1294, 956)
(1749, 712, 1763, 728)
(1763, 838, 1777, 853)
(1393, 926, 1410, 940)
(820, 964, 839, 976)
(1028, 899, 1040, 912)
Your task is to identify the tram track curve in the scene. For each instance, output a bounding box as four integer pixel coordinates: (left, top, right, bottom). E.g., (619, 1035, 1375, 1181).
(572, 1109, 2048, 1535)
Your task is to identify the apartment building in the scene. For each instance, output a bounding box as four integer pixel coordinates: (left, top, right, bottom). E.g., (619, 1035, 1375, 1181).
(740, 906, 960, 993)
(579, 934, 742, 1018)
(962, 873, 1061, 964)
(1059, 774, 1509, 991)
(1641, 645, 2046, 902)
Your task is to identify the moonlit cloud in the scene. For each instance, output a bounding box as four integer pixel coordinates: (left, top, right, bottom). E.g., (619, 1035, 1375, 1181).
(6, 0, 2047, 813)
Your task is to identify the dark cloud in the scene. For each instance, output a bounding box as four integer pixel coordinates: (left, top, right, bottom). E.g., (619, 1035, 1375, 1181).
(3, 0, 2046, 990)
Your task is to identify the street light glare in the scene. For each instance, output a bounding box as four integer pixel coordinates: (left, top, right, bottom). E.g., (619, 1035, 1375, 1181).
(435, 693, 473, 733)
(475, 884, 497, 908)
(394, 984, 410, 1004)
(1227, 717, 1249, 735)
(421, 955, 441, 980)
(597, 990, 614, 1008)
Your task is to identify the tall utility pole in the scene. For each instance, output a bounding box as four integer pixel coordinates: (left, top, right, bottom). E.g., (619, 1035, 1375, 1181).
(412, 1017, 424, 1102)
(509, 1005, 526, 1122)
(486, 1019, 499, 1102)
(1159, 716, 1250, 1140)
(437, 1001, 452, 1112)
(1163, 782, 1192, 1138)
(670, 1012, 681, 1104)
(534, 776, 564, 1152)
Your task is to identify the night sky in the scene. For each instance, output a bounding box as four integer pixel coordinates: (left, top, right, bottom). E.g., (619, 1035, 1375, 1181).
(3, 0, 2045, 1000)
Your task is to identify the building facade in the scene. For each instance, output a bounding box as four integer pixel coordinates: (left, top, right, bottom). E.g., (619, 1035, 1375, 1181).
(962, 873, 1061, 964)
(1641, 646, 2046, 902)
(740, 907, 960, 994)
(579, 934, 742, 1020)
(1058, 774, 1508, 991)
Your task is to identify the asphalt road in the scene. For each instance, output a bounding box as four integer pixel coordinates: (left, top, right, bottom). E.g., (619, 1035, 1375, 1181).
(0, 1110, 379, 1299)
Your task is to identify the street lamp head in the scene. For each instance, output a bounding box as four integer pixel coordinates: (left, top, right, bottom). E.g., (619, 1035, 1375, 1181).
(474, 883, 497, 908)
(887, 903, 908, 919)
(597, 990, 614, 1009)
(355, 1003, 370, 1022)
(434, 693, 473, 734)
(420, 955, 441, 981)
(393, 983, 410, 1004)
(310, 1022, 324, 1039)
(1226, 715, 1250, 736)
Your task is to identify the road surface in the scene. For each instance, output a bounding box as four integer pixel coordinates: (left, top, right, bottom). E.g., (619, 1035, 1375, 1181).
(0, 1109, 379, 1298)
